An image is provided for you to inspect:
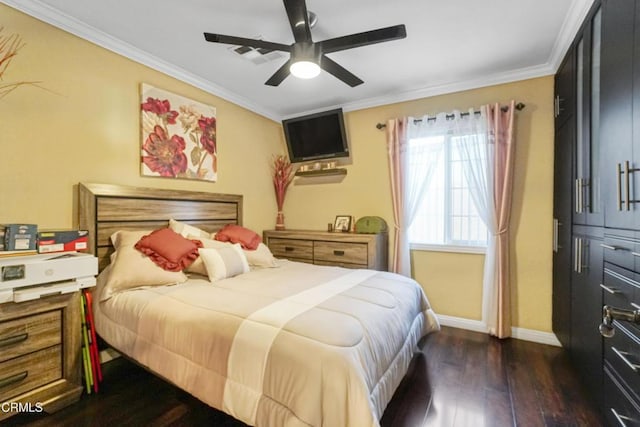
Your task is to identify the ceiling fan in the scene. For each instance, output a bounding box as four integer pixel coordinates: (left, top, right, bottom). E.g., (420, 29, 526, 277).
(203, 0, 406, 87)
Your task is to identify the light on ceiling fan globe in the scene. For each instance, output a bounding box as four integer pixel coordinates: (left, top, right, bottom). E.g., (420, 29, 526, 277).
(290, 61, 321, 79)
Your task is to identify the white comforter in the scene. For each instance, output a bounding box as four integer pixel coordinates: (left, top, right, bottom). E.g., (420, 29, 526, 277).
(94, 260, 439, 427)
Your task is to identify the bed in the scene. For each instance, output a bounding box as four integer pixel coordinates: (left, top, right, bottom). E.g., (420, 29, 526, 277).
(78, 182, 439, 427)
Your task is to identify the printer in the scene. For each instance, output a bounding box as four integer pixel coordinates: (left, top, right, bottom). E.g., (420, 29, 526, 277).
(0, 252, 98, 304)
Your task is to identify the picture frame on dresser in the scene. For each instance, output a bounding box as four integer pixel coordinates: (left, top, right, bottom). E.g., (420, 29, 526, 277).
(334, 215, 351, 232)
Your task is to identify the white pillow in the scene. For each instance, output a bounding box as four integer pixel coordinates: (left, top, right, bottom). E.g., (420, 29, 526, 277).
(101, 230, 187, 301)
(169, 218, 210, 239)
(199, 244, 249, 283)
(186, 235, 229, 276)
(244, 243, 278, 268)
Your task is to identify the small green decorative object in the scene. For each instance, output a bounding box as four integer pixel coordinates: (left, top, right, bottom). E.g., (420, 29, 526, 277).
(355, 216, 388, 234)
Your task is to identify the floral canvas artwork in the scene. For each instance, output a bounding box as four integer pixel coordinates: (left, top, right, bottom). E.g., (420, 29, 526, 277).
(140, 83, 217, 181)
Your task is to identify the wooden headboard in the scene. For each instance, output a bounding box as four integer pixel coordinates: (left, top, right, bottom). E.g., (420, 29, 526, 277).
(78, 183, 243, 271)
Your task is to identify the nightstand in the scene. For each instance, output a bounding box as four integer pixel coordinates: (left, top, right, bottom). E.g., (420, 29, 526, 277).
(0, 252, 97, 421)
(263, 229, 388, 271)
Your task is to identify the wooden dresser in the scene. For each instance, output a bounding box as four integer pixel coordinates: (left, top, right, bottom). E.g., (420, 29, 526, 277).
(0, 293, 83, 421)
(263, 230, 388, 271)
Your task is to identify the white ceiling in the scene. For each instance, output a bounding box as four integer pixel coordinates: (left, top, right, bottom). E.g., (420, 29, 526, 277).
(5, 0, 594, 121)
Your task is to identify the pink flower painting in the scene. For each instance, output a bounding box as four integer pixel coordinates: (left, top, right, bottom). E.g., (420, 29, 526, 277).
(140, 83, 217, 181)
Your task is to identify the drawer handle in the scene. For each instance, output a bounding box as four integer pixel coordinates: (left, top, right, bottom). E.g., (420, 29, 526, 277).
(632, 252, 640, 258)
(611, 408, 631, 427)
(0, 371, 28, 389)
(600, 284, 620, 295)
(333, 250, 345, 256)
(0, 332, 28, 349)
(601, 244, 623, 251)
(632, 303, 640, 310)
(611, 346, 640, 373)
(284, 247, 295, 252)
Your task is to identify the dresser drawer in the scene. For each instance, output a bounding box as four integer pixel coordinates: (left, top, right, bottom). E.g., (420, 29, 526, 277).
(268, 238, 313, 260)
(314, 260, 362, 269)
(0, 311, 62, 363)
(313, 241, 367, 265)
(0, 345, 62, 402)
(603, 231, 640, 272)
(604, 367, 640, 427)
(603, 264, 640, 325)
(605, 321, 640, 396)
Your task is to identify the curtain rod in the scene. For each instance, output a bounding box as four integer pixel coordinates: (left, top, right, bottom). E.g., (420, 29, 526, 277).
(375, 102, 526, 130)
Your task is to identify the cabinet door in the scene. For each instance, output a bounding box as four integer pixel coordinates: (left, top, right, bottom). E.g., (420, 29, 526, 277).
(570, 230, 604, 408)
(553, 121, 574, 348)
(601, 0, 636, 229)
(555, 48, 575, 130)
(570, 5, 603, 226)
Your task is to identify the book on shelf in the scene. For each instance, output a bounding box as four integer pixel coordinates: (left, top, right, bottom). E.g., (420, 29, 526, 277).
(0, 249, 38, 258)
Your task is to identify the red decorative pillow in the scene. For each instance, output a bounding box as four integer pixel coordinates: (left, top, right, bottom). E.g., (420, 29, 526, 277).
(134, 228, 203, 272)
(214, 224, 261, 250)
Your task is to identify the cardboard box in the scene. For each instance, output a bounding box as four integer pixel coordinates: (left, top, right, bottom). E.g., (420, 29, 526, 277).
(37, 230, 89, 254)
(3, 224, 38, 251)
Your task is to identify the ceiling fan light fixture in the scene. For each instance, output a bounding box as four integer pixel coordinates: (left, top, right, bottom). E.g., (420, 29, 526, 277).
(290, 60, 321, 79)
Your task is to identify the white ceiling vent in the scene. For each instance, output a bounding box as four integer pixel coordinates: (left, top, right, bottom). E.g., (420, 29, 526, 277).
(229, 36, 284, 65)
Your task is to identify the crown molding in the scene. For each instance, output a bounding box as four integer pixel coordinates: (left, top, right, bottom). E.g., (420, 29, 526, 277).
(547, 0, 596, 72)
(339, 62, 556, 115)
(4, 0, 593, 122)
(2, 0, 281, 122)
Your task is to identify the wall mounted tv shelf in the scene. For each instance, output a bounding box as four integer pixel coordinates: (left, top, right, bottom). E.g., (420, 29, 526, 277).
(294, 168, 347, 178)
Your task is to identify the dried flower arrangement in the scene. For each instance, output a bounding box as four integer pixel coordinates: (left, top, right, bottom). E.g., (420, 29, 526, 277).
(271, 155, 294, 230)
(0, 27, 40, 99)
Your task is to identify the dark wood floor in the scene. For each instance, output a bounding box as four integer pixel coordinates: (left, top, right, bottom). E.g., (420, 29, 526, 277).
(7, 326, 604, 427)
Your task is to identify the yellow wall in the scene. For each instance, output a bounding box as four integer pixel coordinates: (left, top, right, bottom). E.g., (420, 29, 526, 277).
(1, 4, 555, 333)
(0, 4, 282, 232)
(284, 77, 555, 332)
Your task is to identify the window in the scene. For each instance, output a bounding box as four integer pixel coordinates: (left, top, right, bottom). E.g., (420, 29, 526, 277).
(408, 133, 488, 252)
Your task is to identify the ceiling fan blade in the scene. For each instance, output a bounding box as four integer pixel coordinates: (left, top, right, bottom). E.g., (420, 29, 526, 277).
(319, 24, 407, 54)
(320, 55, 363, 87)
(204, 33, 291, 52)
(265, 59, 292, 86)
(283, 0, 312, 43)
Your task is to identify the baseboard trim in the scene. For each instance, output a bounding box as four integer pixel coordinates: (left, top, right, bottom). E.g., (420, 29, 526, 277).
(436, 314, 562, 347)
(511, 327, 562, 347)
(436, 314, 488, 333)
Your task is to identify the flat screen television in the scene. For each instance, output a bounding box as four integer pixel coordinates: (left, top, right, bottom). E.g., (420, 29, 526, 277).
(282, 108, 349, 163)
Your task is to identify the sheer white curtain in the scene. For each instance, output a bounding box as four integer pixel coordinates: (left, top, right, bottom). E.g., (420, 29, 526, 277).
(451, 109, 499, 335)
(452, 103, 516, 338)
(387, 113, 455, 276)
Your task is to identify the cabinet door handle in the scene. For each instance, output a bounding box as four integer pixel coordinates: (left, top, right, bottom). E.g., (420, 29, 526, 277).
(576, 179, 582, 213)
(0, 371, 27, 389)
(625, 161, 632, 211)
(553, 219, 559, 253)
(601, 244, 622, 251)
(574, 238, 586, 274)
(611, 346, 640, 372)
(631, 302, 640, 310)
(0, 332, 28, 349)
(600, 284, 620, 294)
(333, 250, 345, 256)
(610, 408, 631, 427)
(576, 238, 585, 274)
(617, 163, 624, 211)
